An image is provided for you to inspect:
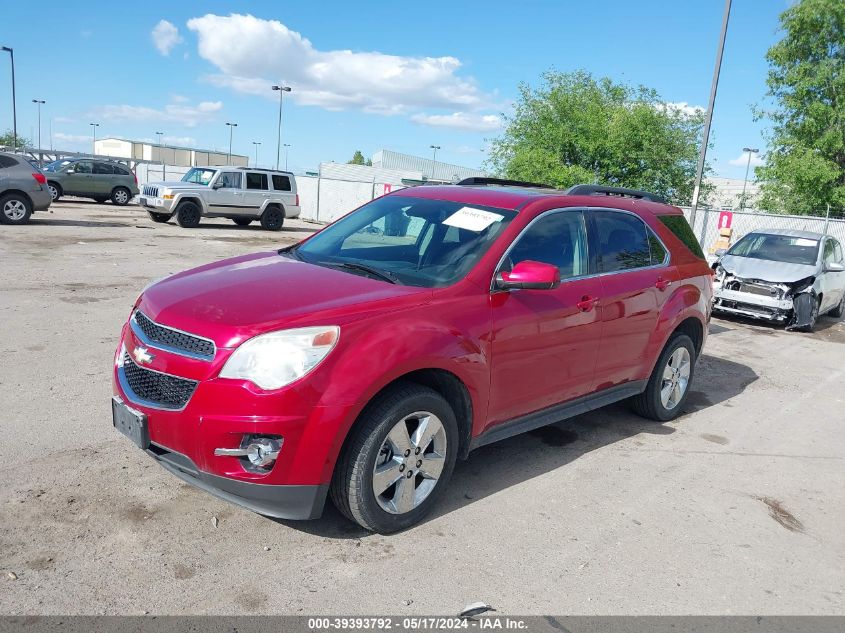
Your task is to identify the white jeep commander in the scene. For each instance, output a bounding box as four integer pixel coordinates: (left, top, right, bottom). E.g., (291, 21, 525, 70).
(139, 166, 301, 231)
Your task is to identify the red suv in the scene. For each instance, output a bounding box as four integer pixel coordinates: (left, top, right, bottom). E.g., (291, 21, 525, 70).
(112, 180, 713, 532)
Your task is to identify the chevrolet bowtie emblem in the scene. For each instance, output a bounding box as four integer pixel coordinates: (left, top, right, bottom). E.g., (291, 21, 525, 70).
(133, 346, 154, 365)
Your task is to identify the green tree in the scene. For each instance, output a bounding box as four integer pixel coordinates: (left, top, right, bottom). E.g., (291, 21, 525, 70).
(0, 129, 31, 150)
(487, 70, 709, 205)
(347, 150, 372, 166)
(756, 0, 845, 215)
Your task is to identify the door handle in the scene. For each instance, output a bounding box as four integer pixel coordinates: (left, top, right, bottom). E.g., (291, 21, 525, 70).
(576, 295, 599, 312)
(655, 276, 671, 291)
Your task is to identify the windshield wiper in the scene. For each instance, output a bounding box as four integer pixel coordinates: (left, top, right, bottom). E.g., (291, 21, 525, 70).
(328, 261, 400, 284)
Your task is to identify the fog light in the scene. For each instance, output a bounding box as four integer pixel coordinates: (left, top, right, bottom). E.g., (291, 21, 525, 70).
(214, 435, 283, 471)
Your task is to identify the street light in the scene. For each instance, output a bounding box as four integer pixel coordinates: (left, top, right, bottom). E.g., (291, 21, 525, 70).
(689, 0, 732, 238)
(740, 147, 759, 209)
(89, 122, 99, 155)
(156, 131, 165, 180)
(32, 99, 45, 151)
(283, 143, 291, 171)
(252, 141, 261, 167)
(430, 145, 441, 182)
(2, 47, 16, 149)
(272, 84, 292, 170)
(226, 122, 237, 163)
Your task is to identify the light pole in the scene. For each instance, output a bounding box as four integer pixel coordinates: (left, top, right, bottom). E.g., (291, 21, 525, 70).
(740, 147, 758, 209)
(252, 141, 261, 167)
(272, 84, 292, 170)
(283, 143, 291, 171)
(156, 131, 165, 179)
(689, 0, 732, 238)
(226, 122, 237, 163)
(2, 47, 16, 149)
(429, 145, 440, 182)
(89, 122, 99, 155)
(32, 99, 45, 151)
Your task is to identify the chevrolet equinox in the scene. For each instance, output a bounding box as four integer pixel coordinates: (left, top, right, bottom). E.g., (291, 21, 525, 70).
(112, 179, 713, 532)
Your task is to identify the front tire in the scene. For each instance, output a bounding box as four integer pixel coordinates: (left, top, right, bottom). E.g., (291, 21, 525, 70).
(260, 206, 284, 231)
(111, 187, 131, 206)
(175, 201, 202, 228)
(148, 211, 171, 223)
(0, 193, 33, 225)
(630, 333, 696, 421)
(829, 293, 845, 319)
(330, 382, 458, 533)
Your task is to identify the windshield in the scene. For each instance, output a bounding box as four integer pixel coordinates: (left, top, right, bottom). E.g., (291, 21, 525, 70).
(727, 233, 820, 266)
(42, 160, 73, 172)
(181, 167, 217, 185)
(290, 195, 516, 287)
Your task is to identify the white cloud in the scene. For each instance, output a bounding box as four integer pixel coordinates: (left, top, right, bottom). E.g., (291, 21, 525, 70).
(53, 132, 93, 143)
(152, 20, 183, 56)
(162, 135, 197, 146)
(728, 151, 765, 167)
(660, 101, 705, 116)
(410, 112, 503, 132)
(89, 100, 223, 128)
(186, 13, 490, 115)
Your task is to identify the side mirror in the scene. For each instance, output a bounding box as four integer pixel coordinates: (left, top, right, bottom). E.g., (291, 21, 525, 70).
(212, 181, 225, 189)
(825, 261, 845, 272)
(714, 248, 727, 258)
(495, 261, 561, 291)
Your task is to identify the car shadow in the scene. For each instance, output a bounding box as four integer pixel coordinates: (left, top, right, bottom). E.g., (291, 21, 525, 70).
(274, 353, 759, 538)
(28, 218, 128, 228)
(192, 222, 315, 234)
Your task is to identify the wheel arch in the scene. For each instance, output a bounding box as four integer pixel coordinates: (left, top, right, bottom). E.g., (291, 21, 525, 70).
(261, 201, 286, 217)
(1, 189, 34, 206)
(46, 180, 62, 195)
(175, 195, 205, 211)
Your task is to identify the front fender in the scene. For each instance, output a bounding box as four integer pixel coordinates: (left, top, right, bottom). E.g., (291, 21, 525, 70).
(173, 193, 208, 213)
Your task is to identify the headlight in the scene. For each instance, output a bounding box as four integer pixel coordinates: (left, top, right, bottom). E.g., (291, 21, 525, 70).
(219, 326, 340, 390)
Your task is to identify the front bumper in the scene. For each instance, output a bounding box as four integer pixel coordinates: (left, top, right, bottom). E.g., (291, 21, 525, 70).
(713, 288, 793, 322)
(138, 196, 175, 213)
(146, 442, 328, 519)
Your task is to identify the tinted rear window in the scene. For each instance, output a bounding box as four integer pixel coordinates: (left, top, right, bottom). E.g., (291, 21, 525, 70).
(658, 215, 706, 260)
(0, 155, 19, 169)
(94, 163, 114, 174)
(593, 210, 652, 272)
(246, 172, 268, 190)
(272, 174, 291, 191)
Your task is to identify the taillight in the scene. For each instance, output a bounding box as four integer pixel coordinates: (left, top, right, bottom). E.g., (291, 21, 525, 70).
(295, 193, 299, 206)
(32, 172, 46, 185)
(132, 171, 137, 184)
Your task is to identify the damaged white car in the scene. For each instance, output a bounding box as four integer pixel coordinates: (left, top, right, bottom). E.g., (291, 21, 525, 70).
(713, 229, 845, 332)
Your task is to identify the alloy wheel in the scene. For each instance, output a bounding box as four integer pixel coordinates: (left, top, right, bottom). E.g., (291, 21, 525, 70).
(3, 199, 27, 221)
(114, 189, 129, 204)
(660, 347, 691, 410)
(372, 411, 447, 514)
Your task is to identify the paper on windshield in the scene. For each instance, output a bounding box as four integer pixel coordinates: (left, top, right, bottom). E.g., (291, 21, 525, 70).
(443, 207, 504, 232)
(794, 238, 818, 247)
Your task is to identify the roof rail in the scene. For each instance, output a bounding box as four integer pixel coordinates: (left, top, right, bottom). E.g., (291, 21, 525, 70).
(565, 184, 666, 204)
(456, 176, 555, 189)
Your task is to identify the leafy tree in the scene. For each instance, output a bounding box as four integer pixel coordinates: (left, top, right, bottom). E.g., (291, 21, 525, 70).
(487, 70, 710, 205)
(0, 129, 31, 149)
(347, 150, 372, 166)
(756, 0, 845, 215)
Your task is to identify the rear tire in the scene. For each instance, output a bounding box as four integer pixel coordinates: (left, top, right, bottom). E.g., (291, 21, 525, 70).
(111, 187, 131, 206)
(47, 182, 61, 202)
(175, 201, 202, 228)
(829, 293, 845, 319)
(148, 211, 171, 223)
(232, 218, 253, 227)
(0, 193, 33, 225)
(260, 206, 284, 231)
(630, 333, 696, 421)
(330, 382, 458, 533)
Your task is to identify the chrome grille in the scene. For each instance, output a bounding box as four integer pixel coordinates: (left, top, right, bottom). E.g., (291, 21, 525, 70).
(132, 311, 215, 360)
(120, 353, 197, 410)
(142, 185, 159, 197)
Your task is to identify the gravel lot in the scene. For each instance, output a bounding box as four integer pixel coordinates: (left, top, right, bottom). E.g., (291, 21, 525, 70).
(1, 200, 843, 615)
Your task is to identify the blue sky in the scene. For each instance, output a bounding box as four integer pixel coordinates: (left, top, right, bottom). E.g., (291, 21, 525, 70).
(0, 0, 786, 178)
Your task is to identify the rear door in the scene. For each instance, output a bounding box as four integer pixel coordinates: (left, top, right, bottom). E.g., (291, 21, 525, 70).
(820, 238, 845, 311)
(92, 162, 115, 195)
(589, 209, 672, 389)
(488, 209, 603, 426)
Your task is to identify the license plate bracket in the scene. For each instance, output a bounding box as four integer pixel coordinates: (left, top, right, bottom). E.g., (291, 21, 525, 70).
(112, 397, 150, 449)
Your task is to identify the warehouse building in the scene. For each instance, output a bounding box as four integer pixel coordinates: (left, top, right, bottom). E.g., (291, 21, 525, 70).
(93, 137, 248, 168)
(372, 149, 485, 184)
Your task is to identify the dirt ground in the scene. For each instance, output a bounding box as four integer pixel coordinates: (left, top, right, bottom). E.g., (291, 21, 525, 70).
(1, 200, 843, 615)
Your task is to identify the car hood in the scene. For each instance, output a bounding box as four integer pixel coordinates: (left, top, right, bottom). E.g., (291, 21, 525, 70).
(718, 255, 818, 283)
(138, 252, 432, 348)
(152, 181, 208, 190)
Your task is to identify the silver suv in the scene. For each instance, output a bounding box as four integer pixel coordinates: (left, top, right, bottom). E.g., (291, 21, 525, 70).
(140, 166, 301, 231)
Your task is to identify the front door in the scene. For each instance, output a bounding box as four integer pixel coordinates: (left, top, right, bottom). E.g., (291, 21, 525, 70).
(65, 160, 95, 195)
(208, 171, 244, 214)
(487, 210, 602, 428)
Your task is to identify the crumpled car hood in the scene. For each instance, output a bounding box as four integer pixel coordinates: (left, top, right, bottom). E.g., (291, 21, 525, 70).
(718, 255, 818, 282)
